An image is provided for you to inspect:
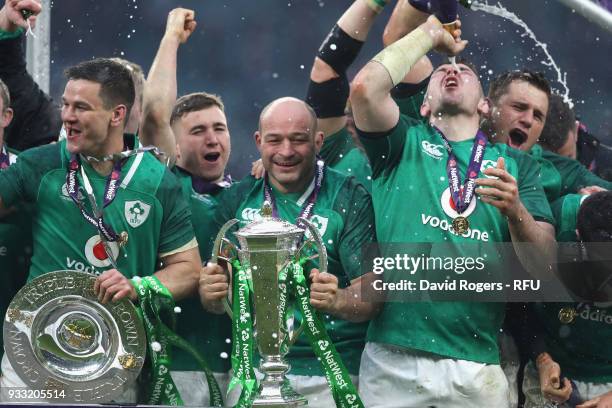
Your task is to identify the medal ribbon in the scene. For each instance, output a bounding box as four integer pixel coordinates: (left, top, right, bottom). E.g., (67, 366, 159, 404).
(67, 154, 126, 243)
(263, 159, 325, 232)
(0, 145, 10, 169)
(435, 127, 488, 215)
(133, 276, 224, 407)
(290, 260, 364, 408)
(192, 174, 233, 195)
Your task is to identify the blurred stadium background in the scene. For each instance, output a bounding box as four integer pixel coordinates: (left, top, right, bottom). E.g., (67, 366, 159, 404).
(39, 0, 612, 177)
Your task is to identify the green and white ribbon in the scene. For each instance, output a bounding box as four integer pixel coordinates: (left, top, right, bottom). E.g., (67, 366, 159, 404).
(227, 259, 364, 408)
(290, 261, 364, 408)
(132, 276, 223, 407)
(227, 261, 257, 408)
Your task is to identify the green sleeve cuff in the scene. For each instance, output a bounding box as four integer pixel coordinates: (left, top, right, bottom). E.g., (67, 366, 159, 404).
(0, 27, 24, 40)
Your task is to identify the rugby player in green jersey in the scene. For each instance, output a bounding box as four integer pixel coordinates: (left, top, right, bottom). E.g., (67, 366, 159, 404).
(201, 97, 378, 407)
(484, 71, 612, 201)
(140, 8, 233, 405)
(383, 3, 612, 203)
(349, 14, 556, 407)
(0, 59, 201, 399)
(521, 191, 612, 408)
(0, 78, 29, 369)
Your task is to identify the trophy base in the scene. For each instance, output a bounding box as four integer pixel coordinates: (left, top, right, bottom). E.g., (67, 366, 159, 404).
(252, 377, 308, 407)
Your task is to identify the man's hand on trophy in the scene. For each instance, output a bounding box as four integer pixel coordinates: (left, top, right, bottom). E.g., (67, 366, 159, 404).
(199, 262, 229, 314)
(94, 269, 138, 304)
(309, 268, 345, 315)
(0, 0, 42, 32)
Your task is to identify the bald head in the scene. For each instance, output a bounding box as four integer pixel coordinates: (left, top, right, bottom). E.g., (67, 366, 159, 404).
(258, 97, 318, 135)
(255, 97, 323, 194)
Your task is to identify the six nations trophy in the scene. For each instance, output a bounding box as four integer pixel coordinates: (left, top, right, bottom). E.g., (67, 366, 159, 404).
(212, 202, 331, 407)
(2, 270, 146, 403)
(2, 201, 361, 407)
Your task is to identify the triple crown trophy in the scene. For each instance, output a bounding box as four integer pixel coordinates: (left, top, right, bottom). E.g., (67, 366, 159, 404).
(2, 270, 146, 403)
(212, 202, 328, 407)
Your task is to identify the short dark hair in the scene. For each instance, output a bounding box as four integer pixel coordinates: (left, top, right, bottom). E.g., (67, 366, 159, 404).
(170, 92, 225, 125)
(64, 58, 135, 114)
(577, 191, 612, 242)
(0, 78, 10, 110)
(488, 69, 551, 103)
(110, 57, 145, 108)
(539, 93, 576, 152)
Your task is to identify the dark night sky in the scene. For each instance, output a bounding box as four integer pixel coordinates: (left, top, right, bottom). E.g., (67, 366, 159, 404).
(47, 0, 612, 178)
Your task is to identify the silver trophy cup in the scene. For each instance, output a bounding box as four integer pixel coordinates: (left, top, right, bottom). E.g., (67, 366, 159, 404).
(212, 203, 328, 407)
(2, 270, 146, 403)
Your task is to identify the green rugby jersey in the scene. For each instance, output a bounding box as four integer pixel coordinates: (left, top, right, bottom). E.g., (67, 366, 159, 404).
(534, 194, 612, 382)
(171, 167, 232, 373)
(0, 137, 195, 281)
(0, 148, 30, 360)
(359, 115, 553, 364)
(530, 144, 612, 201)
(214, 168, 376, 376)
(320, 127, 372, 194)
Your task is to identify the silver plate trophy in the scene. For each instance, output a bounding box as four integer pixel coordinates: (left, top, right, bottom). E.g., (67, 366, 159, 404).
(212, 202, 328, 407)
(3, 270, 146, 403)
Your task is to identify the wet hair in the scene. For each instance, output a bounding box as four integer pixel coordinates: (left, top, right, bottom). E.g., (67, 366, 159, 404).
(0, 78, 10, 110)
(110, 57, 145, 108)
(577, 191, 612, 242)
(539, 93, 576, 152)
(170, 92, 225, 126)
(64, 58, 135, 115)
(488, 69, 551, 103)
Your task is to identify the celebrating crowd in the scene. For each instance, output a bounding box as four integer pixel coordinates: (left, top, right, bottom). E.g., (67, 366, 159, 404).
(0, 0, 611, 407)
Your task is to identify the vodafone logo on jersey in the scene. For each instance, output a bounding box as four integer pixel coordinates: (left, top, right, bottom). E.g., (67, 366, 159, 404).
(84, 235, 119, 268)
(440, 187, 477, 219)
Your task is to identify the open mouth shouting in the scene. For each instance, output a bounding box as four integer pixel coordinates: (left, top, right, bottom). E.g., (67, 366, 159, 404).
(443, 75, 460, 90)
(203, 152, 221, 163)
(65, 126, 82, 141)
(508, 128, 528, 149)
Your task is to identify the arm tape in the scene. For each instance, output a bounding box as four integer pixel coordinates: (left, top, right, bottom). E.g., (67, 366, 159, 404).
(371, 27, 433, 86)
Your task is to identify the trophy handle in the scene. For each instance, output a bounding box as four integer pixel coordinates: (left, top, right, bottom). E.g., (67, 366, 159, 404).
(211, 219, 240, 318)
(286, 218, 329, 345)
(296, 217, 328, 274)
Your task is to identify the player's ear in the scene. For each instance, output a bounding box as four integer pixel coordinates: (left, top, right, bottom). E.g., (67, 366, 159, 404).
(110, 104, 128, 128)
(314, 131, 324, 154)
(477, 97, 491, 116)
(1, 107, 13, 128)
(254, 131, 262, 152)
(420, 100, 431, 118)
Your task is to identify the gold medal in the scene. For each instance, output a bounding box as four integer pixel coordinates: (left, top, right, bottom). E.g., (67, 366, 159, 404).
(558, 307, 577, 324)
(452, 216, 470, 234)
(118, 231, 129, 248)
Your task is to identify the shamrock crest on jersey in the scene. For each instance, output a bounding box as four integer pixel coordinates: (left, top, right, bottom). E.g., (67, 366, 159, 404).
(125, 200, 151, 228)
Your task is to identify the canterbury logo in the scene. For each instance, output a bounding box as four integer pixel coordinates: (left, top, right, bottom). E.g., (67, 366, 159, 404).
(241, 208, 262, 222)
(422, 141, 444, 160)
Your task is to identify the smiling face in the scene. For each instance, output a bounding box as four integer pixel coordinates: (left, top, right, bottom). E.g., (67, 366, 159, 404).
(61, 79, 126, 156)
(255, 98, 323, 194)
(172, 106, 231, 183)
(421, 63, 485, 118)
(488, 80, 549, 151)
